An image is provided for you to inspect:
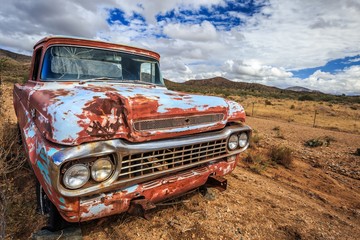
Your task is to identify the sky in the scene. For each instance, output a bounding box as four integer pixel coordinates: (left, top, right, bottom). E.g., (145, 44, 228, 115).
(0, 0, 359, 95)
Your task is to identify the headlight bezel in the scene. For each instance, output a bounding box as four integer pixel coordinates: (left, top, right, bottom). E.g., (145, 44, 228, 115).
(227, 131, 250, 152)
(61, 155, 116, 190)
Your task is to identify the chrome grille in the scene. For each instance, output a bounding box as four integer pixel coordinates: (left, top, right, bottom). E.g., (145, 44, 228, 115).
(133, 114, 224, 131)
(118, 139, 227, 181)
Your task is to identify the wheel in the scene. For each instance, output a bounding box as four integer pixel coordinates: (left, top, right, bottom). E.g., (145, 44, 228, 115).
(35, 179, 70, 232)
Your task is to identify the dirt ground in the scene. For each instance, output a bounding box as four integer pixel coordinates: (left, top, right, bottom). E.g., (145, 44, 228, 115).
(1, 83, 359, 239)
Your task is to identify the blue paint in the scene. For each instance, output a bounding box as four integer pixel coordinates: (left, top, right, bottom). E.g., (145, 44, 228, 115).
(33, 82, 229, 145)
(39, 150, 47, 162)
(81, 203, 111, 218)
(59, 197, 66, 204)
(36, 160, 52, 186)
(25, 124, 36, 138)
(47, 147, 59, 158)
(226, 100, 244, 116)
(122, 184, 138, 193)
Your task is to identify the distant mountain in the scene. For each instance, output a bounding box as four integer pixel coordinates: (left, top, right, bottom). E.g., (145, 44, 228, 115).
(286, 86, 312, 92)
(164, 76, 360, 104)
(0, 49, 31, 63)
(285, 86, 324, 93)
(184, 77, 282, 93)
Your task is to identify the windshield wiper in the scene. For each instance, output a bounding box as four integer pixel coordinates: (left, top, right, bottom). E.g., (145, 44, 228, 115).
(133, 80, 156, 86)
(79, 78, 161, 86)
(79, 77, 120, 84)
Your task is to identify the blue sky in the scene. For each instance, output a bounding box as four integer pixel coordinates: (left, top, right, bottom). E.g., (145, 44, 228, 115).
(292, 55, 360, 79)
(0, 0, 359, 95)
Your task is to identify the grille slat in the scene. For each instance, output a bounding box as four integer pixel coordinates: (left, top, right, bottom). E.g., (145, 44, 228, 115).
(120, 144, 226, 170)
(122, 142, 226, 165)
(118, 139, 227, 181)
(119, 152, 223, 177)
(134, 114, 224, 131)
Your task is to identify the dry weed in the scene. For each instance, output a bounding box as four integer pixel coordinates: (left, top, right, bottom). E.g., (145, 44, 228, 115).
(269, 145, 293, 168)
(0, 85, 29, 238)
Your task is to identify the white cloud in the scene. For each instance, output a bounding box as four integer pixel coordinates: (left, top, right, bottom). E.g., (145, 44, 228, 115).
(0, 0, 114, 51)
(0, 0, 359, 95)
(237, 0, 360, 70)
(300, 66, 360, 95)
(163, 21, 218, 42)
(223, 60, 293, 78)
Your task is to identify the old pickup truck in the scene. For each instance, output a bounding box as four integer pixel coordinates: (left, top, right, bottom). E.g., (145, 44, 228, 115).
(13, 36, 251, 230)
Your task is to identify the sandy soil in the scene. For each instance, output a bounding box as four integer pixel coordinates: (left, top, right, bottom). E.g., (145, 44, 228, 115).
(1, 83, 359, 239)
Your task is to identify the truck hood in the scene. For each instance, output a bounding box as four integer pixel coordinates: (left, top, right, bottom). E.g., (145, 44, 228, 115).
(29, 82, 245, 145)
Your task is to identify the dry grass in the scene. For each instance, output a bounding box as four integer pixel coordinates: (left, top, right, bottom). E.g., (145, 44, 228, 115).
(249, 131, 262, 149)
(0, 84, 45, 239)
(231, 96, 360, 134)
(0, 117, 26, 238)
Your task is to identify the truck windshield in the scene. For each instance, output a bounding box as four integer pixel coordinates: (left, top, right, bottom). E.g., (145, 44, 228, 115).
(40, 46, 163, 85)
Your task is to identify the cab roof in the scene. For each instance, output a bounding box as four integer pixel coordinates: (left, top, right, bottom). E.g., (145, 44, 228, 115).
(34, 36, 160, 60)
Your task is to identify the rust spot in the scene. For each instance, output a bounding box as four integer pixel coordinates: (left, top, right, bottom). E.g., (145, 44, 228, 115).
(83, 98, 124, 137)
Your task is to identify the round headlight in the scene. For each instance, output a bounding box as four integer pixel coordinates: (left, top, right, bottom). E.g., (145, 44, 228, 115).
(91, 157, 114, 182)
(63, 164, 90, 189)
(238, 132, 248, 148)
(228, 134, 239, 150)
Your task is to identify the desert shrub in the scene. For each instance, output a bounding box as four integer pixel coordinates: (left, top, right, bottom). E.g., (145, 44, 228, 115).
(349, 105, 357, 110)
(298, 95, 314, 101)
(272, 126, 285, 139)
(0, 122, 25, 175)
(269, 146, 293, 168)
(265, 99, 272, 106)
(244, 152, 267, 173)
(355, 148, 360, 156)
(304, 136, 335, 148)
(249, 133, 261, 148)
(272, 126, 280, 131)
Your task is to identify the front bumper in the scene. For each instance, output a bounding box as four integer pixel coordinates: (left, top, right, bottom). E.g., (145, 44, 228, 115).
(59, 158, 239, 222)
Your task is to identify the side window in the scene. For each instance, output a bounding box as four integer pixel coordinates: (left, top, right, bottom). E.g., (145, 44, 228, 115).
(140, 62, 155, 83)
(32, 48, 42, 80)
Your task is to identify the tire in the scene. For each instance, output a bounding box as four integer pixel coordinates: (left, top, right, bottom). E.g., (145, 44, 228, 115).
(16, 123, 23, 145)
(35, 179, 70, 232)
